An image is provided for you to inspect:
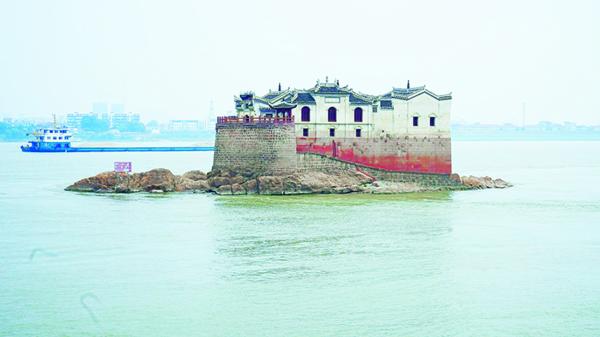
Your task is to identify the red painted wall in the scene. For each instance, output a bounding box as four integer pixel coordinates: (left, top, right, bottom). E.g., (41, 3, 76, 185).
(296, 137, 452, 174)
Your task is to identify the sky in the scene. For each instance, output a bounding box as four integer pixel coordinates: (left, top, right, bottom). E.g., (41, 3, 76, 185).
(0, 0, 599, 124)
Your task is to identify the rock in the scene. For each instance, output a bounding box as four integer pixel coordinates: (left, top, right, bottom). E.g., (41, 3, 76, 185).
(459, 175, 512, 189)
(134, 168, 177, 192)
(65, 171, 128, 192)
(231, 183, 245, 195)
(493, 178, 512, 188)
(230, 176, 245, 185)
(66, 167, 511, 195)
(257, 176, 284, 195)
(209, 176, 230, 188)
(215, 184, 232, 195)
(242, 179, 258, 194)
(460, 175, 483, 189)
(182, 170, 207, 181)
(176, 177, 210, 192)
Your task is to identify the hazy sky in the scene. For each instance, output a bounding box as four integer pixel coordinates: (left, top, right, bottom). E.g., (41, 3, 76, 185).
(1, 0, 598, 124)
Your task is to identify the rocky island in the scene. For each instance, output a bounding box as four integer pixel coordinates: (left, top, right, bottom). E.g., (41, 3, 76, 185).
(67, 80, 513, 196)
(65, 168, 511, 195)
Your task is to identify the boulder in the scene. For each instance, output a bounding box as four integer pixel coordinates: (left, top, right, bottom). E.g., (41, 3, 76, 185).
(215, 184, 233, 195)
(65, 171, 128, 193)
(461, 175, 484, 189)
(231, 183, 246, 195)
(134, 168, 177, 192)
(175, 177, 210, 192)
(209, 176, 231, 188)
(257, 176, 284, 195)
(458, 175, 512, 189)
(242, 179, 258, 194)
(230, 175, 245, 185)
(182, 170, 207, 181)
(493, 178, 512, 188)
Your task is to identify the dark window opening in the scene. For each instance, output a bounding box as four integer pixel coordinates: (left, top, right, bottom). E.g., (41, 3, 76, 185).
(302, 128, 309, 137)
(356, 129, 362, 137)
(328, 107, 337, 122)
(329, 128, 335, 137)
(354, 107, 363, 122)
(413, 116, 419, 126)
(430, 116, 436, 127)
(301, 106, 310, 122)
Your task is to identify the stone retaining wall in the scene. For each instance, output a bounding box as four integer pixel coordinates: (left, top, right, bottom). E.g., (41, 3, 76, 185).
(212, 122, 297, 175)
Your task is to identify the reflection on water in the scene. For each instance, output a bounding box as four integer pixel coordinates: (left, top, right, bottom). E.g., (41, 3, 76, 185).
(211, 192, 456, 285)
(214, 190, 455, 208)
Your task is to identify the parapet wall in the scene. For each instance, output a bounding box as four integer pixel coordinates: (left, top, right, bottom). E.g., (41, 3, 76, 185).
(212, 122, 297, 175)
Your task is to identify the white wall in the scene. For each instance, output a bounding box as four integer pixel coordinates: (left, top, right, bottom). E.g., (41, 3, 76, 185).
(267, 91, 451, 139)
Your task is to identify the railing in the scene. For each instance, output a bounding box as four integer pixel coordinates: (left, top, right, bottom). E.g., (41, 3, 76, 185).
(217, 115, 294, 125)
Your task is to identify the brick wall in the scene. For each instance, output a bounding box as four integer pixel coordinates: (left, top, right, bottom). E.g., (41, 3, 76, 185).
(212, 123, 297, 175)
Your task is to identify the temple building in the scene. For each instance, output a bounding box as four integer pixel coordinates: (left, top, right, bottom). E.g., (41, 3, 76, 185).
(231, 79, 453, 174)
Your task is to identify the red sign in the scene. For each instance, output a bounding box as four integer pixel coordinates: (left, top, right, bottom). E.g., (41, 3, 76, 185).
(114, 162, 132, 173)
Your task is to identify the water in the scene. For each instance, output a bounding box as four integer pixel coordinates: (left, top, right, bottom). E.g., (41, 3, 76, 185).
(1, 141, 599, 337)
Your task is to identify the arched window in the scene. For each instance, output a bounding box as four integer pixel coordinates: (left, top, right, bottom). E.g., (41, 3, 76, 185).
(328, 107, 337, 122)
(412, 116, 419, 126)
(354, 107, 363, 122)
(301, 106, 310, 122)
(429, 116, 436, 127)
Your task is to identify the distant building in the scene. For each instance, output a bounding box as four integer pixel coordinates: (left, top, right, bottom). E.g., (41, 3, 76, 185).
(130, 113, 141, 124)
(110, 113, 128, 129)
(66, 112, 85, 128)
(169, 120, 200, 131)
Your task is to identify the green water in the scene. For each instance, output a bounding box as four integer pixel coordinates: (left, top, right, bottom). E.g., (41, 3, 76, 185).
(1, 141, 599, 336)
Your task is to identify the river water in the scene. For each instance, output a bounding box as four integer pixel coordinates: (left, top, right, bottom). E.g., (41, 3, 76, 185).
(1, 141, 599, 337)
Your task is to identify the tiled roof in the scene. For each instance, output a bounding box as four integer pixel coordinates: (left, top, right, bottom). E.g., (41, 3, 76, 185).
(239, 93, 254, 100)
(296, 92, 316, 103)
(349, 93, 372, 104)
(314, 86, 348, 94)
(238, 81, 451, 113)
